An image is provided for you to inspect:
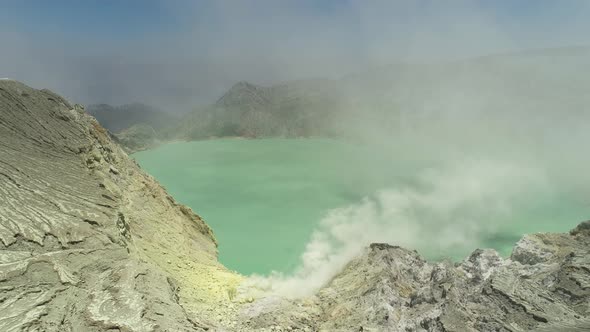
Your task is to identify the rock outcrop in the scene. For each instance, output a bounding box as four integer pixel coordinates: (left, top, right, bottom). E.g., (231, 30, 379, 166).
(1, 80, 589, 331)
(0, 80, 241, 331)
(237, 223, 590, 331)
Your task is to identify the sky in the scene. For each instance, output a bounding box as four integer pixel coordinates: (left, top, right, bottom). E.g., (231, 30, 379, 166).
(1, 0, 589, 110)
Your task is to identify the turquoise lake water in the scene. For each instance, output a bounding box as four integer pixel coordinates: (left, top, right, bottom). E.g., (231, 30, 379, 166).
(133, 138, 589, 275)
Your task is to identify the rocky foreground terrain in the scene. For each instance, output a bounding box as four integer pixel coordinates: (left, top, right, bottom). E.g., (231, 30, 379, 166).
(0, 80, 241, 331)
(0, 80, 589, 331)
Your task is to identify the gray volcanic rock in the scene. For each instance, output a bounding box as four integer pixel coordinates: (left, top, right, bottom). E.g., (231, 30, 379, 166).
(0, 80, 241, 331)
(237, 224, 590, 331)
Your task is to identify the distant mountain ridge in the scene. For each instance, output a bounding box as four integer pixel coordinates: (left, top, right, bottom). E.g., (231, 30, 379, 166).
(174, 78, 342, 140)
(85, 46, 590, 152)
(171, 46, 590, 144)
(86, 102, 176, 133)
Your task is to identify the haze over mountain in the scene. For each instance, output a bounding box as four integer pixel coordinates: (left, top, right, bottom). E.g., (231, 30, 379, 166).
(84, 103, 178, 153)
(144, 46, 589, 144)
(86, 103, 177, 134)
(3, 1, 590, 110)
(84, 45, 590, 155)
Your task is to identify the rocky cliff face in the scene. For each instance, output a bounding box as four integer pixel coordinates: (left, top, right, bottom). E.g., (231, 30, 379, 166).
(0, 80, 241, 331)
(238, 222, 590, 331)
(1, 80, 589, 331)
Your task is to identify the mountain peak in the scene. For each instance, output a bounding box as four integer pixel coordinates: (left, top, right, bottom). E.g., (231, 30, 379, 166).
(216, 80, 270, 109)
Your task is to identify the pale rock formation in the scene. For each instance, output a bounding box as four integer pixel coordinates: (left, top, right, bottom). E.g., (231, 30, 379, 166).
(0, 80, 241, 331)
(237, 225, 589, 331)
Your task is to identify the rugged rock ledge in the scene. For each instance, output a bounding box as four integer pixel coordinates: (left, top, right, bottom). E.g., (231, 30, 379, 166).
(238, 222, 589, 331)
(0, 80, 241, 331)
(0, 80, 588, 331)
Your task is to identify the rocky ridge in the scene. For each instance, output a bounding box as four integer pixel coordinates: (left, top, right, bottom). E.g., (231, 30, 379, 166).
(0, 80, 589, 331)
(238, 223, 590, 331)
(0, 80, 241, 331)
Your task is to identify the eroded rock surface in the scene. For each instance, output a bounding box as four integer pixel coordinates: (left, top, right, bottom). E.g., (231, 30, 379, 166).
(238, 222, 590, 331)
(0, 80, 241, 331)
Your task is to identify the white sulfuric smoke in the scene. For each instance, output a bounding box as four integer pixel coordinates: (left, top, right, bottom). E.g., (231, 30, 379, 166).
(242, 158, 548, 298)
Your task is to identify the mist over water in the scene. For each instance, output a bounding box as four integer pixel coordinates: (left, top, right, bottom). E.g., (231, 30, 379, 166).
(127, 42, 590, 299)
(246, 157, 588, 298)
(134, 138, 410, 274)
(135, 129, 590, 298)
